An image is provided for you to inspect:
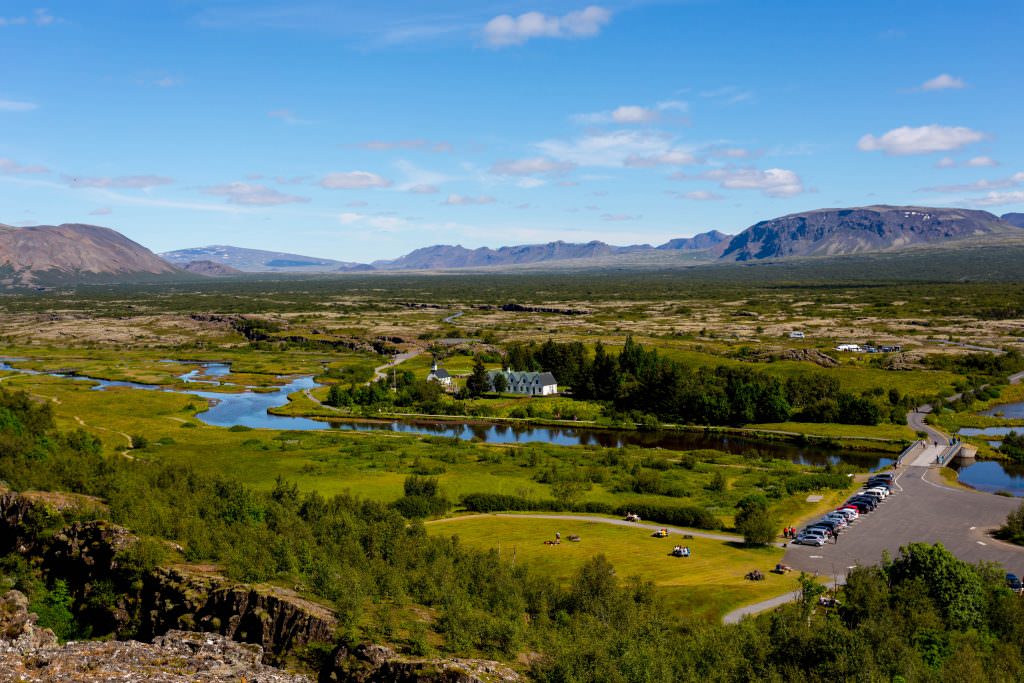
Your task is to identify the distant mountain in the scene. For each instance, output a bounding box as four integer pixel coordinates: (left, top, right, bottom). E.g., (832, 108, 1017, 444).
(159, 245, 364, 272)
(1002, 213, 1024, 228)
(370, 240, 657, 270)
(179, 260, 243, 277)
(656, 230, 730, 251)
(0, 223, 179, 287)
(720, 205, 1017, 261)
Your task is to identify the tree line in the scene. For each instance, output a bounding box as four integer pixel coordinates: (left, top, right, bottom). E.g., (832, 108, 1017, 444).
(505, 337, 913, 426)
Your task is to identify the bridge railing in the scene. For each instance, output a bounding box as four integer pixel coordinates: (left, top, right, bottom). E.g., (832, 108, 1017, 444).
(896, 440, 926, 467)
(937, 441, 963, 467)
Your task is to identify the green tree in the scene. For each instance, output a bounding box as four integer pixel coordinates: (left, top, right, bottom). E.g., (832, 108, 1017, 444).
(492, 372, 508, 394)
(466, 356, 490, 397)
(734, 493, 777, 546)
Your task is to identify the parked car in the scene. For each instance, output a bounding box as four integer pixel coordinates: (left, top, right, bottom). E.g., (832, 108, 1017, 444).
(822, 514, 848, 528)
(834, 508, 858, 521)
(863, 487, 890, 499)
(1007, 573, 1023, 592)
(847, 497, 876, 512)
(846, 501, 872, 514)
(796, 530, 828, 546)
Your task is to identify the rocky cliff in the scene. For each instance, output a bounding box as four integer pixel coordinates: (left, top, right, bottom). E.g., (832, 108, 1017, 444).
(0, 490, 521, 683)
(0, 589, 311, 683)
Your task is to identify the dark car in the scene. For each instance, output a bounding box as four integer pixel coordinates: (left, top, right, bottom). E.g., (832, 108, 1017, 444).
(867, 479, 894, 490)
(847, 497, 876, 512)
(1008, 573, 1023, 592)
(845, 501, 871, 514)
(808, 520, 841, 534)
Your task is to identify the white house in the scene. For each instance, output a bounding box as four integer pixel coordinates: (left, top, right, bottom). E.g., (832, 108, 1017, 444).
(426, 363, 453, 389)
(487, 369, 558, 396)
(789, 331, 805, 339)
(836, 343, 861, 352)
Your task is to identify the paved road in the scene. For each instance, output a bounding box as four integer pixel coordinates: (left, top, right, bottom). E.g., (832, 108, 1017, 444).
(783, 466, 1024, 581)
(442, 311, 464, 324)
(1011, 370, 1024, 385)
(427, 513, 751, 544)
(927, 338, 1005, 354)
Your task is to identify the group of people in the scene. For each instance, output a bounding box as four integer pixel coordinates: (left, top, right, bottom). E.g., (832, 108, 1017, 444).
(782, 526, 798, 538)
(672, 545, 691, 557)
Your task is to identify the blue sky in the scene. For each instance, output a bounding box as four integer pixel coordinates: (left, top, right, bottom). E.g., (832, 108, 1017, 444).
(1, 1, 1021, 262)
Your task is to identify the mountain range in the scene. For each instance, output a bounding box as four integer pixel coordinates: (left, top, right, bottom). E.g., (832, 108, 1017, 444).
(1, 207, 1022, 287)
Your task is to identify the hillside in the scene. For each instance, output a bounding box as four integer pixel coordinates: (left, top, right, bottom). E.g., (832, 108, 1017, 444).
(370, 239, 653, 270)
(1002, 213, 1024, 228)
(179, 260, 244, 277)
(160, 245, 364, 272)
(720, 205, 1015, 261)
(0, 223, 179, 286)
(656, 230, 730, 252)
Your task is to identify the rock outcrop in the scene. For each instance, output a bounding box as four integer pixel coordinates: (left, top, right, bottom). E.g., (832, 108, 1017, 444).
(322, 642, 520, 683)
(0, 589, 311, 682)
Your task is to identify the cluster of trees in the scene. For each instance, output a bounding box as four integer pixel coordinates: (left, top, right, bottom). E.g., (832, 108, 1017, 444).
(6, 387, 1024, 680)
(997, 501, 1024, 545)
(1000, 431, 1024, 463)
(505, 337, 912, 426)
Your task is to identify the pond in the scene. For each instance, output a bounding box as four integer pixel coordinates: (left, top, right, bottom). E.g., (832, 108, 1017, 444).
(1, 359, 894, 469)
(980, 402, 1024, 419)
(953, 459, 1024, 497)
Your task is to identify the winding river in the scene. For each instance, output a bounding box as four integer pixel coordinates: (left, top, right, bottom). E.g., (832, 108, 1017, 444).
(0, 359, 897, 470)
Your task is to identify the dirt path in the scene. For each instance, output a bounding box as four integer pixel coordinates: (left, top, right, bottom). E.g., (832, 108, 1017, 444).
(370, 349, 423, 385)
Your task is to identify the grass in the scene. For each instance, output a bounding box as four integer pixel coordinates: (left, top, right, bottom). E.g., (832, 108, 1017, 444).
(745, 421, 916, 441)
(425, 515, 797, 622)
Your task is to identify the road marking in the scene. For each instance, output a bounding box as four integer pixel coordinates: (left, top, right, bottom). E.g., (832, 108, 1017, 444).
(970, 526, 977, 530)
(977, 541, 987, 546)
(809, 555, 823, 559)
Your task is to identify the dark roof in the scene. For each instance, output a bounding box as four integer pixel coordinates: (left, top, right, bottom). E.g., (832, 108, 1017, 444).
(487, 370, 557, 386)
(537, 372, 557, 385)
(429, 368, 451, 379)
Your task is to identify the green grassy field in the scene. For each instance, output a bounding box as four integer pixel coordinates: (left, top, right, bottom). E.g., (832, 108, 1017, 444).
(425, 515, 797, 622)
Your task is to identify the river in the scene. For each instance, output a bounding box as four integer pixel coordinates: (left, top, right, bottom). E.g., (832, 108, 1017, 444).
(1, 359, 894, 469)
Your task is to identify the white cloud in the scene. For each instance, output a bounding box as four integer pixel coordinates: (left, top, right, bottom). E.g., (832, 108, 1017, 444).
(268, 108, 312, 125)
(0, 158, 48, 174)
(624, 149, 696, 167)
(393, 159, 452, 192)
(154, 76, 183, 88)
(444, 194, 495, 206)
(0, 9, 56, 27)
(357, 139, 451, 152)
(703, 167, 805, 197)
(537, 130, 675, 167)
(680, 190, 723, 201)
(203, 182, 310, 206)
(338, 212, 407, 230)
(89, 207, 113, 216)
(966, 156, 998, 168)
(484, 6, 610, 47)
(64, 174, 174, 189)
(0, 99, 38, 112)
(408, 183, 439, 194)
(919, 171, 1024, 194)
(919, 74, 966, 91)
(699, 86, 753, 104)
(611, 105, 657, 123)
(969, 191, 1024, 206)
(936, 156, 957, 169)
(601, 213, 639, 221)
(320, 171, 392, 189)
(573, 100, 687, 125)
(517, 177, 545, 189)
(858, 124, 986, 155)
(490, 157, 575, 176)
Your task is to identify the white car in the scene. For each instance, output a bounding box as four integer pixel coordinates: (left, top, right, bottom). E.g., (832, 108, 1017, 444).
(863, 487, 890, 498)
(823, 513, 849, 526)
(834, 508, 858, 521)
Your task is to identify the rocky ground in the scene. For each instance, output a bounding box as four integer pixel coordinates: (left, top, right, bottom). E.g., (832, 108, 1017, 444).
(0, 590, 311, 682)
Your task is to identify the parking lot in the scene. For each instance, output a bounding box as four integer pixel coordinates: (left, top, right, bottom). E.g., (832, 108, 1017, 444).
(784, 464, 1024, 580)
